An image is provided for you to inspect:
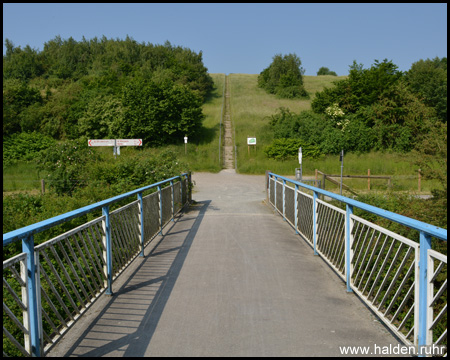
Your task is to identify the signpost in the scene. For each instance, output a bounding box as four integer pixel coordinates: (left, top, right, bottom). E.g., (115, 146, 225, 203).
(247, 137, 256, 155)
(298, 147, 302, 181)
(88, 139, 142, 158)
(184, 136, 188, 155)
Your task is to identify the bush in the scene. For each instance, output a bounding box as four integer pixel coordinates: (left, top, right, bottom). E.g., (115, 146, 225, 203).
(3, 131, 56, 165)
(264, 138, 321, 161)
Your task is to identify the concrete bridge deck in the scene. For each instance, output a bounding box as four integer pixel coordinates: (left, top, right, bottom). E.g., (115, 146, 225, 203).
(48, 170, 403, 357)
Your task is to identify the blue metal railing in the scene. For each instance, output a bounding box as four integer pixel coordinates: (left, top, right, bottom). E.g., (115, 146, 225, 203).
(3, 173, 191, 357)
(267, 172, 447, 355)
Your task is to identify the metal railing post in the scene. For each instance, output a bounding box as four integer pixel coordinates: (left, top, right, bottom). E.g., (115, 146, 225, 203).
(313, 191, 318, 255)
(170, 180, 175, 221)
(22, 235, 41, 356)
(274, 176, 277, 212)
(294, 184, 299, 234)
(345, 204, 354, 293)
(282, 179, 286, 221)
(418, 231, 432, 353)
(102, 206, 113, 295)
(158, 185, 163, 235)
(138, 192, 145, 257)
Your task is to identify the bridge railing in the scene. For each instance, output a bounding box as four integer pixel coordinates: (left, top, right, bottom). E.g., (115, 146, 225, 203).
(3, 173, 191, 357)
(267, 172, 447, 355)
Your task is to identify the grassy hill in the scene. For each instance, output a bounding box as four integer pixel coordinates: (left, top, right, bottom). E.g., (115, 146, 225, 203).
(3, 73, 438, 194)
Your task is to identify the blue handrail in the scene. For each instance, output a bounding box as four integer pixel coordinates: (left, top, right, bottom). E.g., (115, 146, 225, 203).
(268, 172, 446, 355)
(3, 173, 189, 246)
(3, 173, 190, 357)
(268, 172, 447, 240)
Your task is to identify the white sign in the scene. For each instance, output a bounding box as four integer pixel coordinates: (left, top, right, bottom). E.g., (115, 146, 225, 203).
(298, 147, 302, 164)
(116, 139, 142, 146)
(184, 136, 188, 144)
(247, 137, 256, 145)
(88, 139, 116, 147)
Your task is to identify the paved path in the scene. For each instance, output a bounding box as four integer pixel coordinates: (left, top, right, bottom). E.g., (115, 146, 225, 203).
(48, 171, 403, 357)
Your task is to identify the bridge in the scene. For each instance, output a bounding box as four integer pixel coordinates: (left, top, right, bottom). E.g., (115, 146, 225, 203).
(3, 171, 447, 357)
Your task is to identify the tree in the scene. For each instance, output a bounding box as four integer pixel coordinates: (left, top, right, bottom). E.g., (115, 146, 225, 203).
(117, 78, 204, 146)
(405, 57, 447, 122)
(312, 59, 403, 114)
(258, 53, 308, 98)
(317, 67, 337, 76)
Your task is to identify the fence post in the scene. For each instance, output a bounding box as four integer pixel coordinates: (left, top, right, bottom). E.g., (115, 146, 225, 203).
(22, 235, 41, 356)
(138, 192, 145, 257)
(368, 169, 370, 190)
(170, 180, 175, 221)
(313, 191, 318, 256)
(294, 184, 299, 234)
(418, 169, 422, 192)
(418, 231, 431, 352)
(274, 176, 277, 212)
(158, 185, 163, 235)
(282, 179, 286, 221)
(345, 204, 354, 293)
(41, 179, 45, 194)
(102, 206, 113, 295)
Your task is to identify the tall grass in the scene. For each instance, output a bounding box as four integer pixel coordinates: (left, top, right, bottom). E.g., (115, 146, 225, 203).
(3, 161, 45, 193)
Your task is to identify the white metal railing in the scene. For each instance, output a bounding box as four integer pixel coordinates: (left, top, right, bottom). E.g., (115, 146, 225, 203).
(3, 173, 191, 357)
(267, 172, 447, 355)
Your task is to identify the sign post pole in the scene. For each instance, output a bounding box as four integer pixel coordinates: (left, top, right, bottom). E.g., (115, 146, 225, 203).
(340, 149, 344, 195)
(298, 146, 302, 181)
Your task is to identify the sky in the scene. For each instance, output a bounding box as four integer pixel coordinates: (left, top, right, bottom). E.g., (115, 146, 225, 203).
(3, 3, 447, 76)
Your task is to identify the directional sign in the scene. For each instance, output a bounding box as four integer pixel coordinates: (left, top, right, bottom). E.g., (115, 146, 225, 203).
(247, 137, 256, 145)
(88, 139, 115, 147)
(116, 139, 142, 146)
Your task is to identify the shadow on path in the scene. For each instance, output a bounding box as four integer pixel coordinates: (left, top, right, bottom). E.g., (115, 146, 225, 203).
(60, 201, 210, 357)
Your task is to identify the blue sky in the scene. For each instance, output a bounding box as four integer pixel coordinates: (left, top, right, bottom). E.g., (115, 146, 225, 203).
(3, 3, 447, 76)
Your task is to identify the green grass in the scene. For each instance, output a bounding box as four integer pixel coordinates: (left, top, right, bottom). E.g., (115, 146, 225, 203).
(3, 161, 46, 193)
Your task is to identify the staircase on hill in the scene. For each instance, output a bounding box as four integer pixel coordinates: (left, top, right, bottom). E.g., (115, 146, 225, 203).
(223, 75, 234, 170)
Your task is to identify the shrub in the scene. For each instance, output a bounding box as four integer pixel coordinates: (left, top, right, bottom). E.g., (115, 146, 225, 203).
(264, 138, 321, 161)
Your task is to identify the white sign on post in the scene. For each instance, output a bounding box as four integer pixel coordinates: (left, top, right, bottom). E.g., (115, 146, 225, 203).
(298, 147, 302, 165)
(88, 139, 116, 147)
(247, 137, 256, 145)
(88, 139, 142, 157)
(184, 136, 188, 144)
(116, 139, 142, 146)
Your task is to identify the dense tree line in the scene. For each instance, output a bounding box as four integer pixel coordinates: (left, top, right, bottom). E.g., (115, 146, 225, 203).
(266, 57, 447, 197)
(3, 36, 214, 145)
